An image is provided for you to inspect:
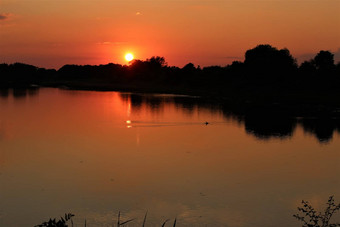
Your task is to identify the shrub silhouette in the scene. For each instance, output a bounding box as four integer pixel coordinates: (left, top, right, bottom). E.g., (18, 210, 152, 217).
(294, 196, 340, 227)
(35, 213, 74, 227)
(36, 212, 177, 227)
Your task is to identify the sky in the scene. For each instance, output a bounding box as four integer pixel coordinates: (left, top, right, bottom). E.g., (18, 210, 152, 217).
(0, 0, 339, 69)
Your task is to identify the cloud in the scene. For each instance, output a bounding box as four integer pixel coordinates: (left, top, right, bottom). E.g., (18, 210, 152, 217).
(96, 41, 127, 46)
(0, 14, 8, 20)
(0, 13, 14, 22)
(0, 13, 14, 27)
(96, 41, 112, 45)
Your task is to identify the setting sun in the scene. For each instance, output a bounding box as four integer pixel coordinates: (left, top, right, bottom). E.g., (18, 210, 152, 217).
(125, 53, 134, 62)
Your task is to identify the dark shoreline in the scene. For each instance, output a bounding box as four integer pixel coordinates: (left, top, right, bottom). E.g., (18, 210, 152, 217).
(2, 44, 340, 117)
(50, 82, 340, 117)
(4, 80, 340, 115)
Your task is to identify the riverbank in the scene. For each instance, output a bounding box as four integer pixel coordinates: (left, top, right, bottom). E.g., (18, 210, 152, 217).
(42, 79, 340, 117)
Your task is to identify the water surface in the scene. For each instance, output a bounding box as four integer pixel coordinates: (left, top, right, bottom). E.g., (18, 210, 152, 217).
(1, 88, 340, 227)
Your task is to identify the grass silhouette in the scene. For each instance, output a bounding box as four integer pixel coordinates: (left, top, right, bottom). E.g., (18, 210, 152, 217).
(35, 211, 177, 227)
(35, 213, 74, 227)
(36, 196, 340, 227)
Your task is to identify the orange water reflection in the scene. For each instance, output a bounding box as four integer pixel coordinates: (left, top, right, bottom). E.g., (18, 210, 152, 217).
(0, 88, 340, 227)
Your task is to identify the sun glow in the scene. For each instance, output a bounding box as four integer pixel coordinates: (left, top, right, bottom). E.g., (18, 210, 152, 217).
(125, 53, 134, 62)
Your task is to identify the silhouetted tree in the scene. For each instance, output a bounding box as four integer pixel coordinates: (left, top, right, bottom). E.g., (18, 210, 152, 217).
(224, 61, 246, 81)
(0, 63, 39, 86)
(314, 50, 335, 71)
(336, 62, 340, 76)
(311, 51, 337, 86)
(0, 64, 10, 87)
(202, 65, 224, 76)
(244, 44, 297, 85)
(182, 63, 197, 73)
(146, 56, 167, 68)
(299, 60, 316, 73)
(298, 60, 317, 86)
(129, 60, 147, 75)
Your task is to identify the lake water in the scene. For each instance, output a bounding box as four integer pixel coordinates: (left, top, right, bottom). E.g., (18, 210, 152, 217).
(1, 88, 340, 227)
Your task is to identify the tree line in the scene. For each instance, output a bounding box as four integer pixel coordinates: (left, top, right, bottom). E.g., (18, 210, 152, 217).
(1, 44, 340, 92)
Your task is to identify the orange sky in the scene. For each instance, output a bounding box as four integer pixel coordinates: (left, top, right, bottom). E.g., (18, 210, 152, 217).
(0, 0, 339, 69)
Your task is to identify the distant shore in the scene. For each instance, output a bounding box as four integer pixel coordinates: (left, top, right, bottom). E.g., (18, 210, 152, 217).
(1, 44, 340, 111)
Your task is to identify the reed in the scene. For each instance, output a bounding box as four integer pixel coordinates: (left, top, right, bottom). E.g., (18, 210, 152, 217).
(142, 211, 147, 227)
(35, 212, 177, 227)
(35, 196, 340, 227)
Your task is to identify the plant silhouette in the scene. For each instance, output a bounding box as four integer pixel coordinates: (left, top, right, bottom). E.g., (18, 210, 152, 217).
(1, 44, 339, 91)
(36, 212, 177, 227)
(294, 196, 340, 227)
(35, 213, 74, 227)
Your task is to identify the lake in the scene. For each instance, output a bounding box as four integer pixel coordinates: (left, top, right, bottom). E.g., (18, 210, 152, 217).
(1, 88, 340, 227)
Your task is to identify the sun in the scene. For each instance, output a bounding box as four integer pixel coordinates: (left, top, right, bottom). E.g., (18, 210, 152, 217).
(125, 53, 134, 62)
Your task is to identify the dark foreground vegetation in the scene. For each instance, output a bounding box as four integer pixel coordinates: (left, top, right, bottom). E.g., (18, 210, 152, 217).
(36, 211, 175, 227)
(36, 196, 340, 227)
(294, 196, 340, 227)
